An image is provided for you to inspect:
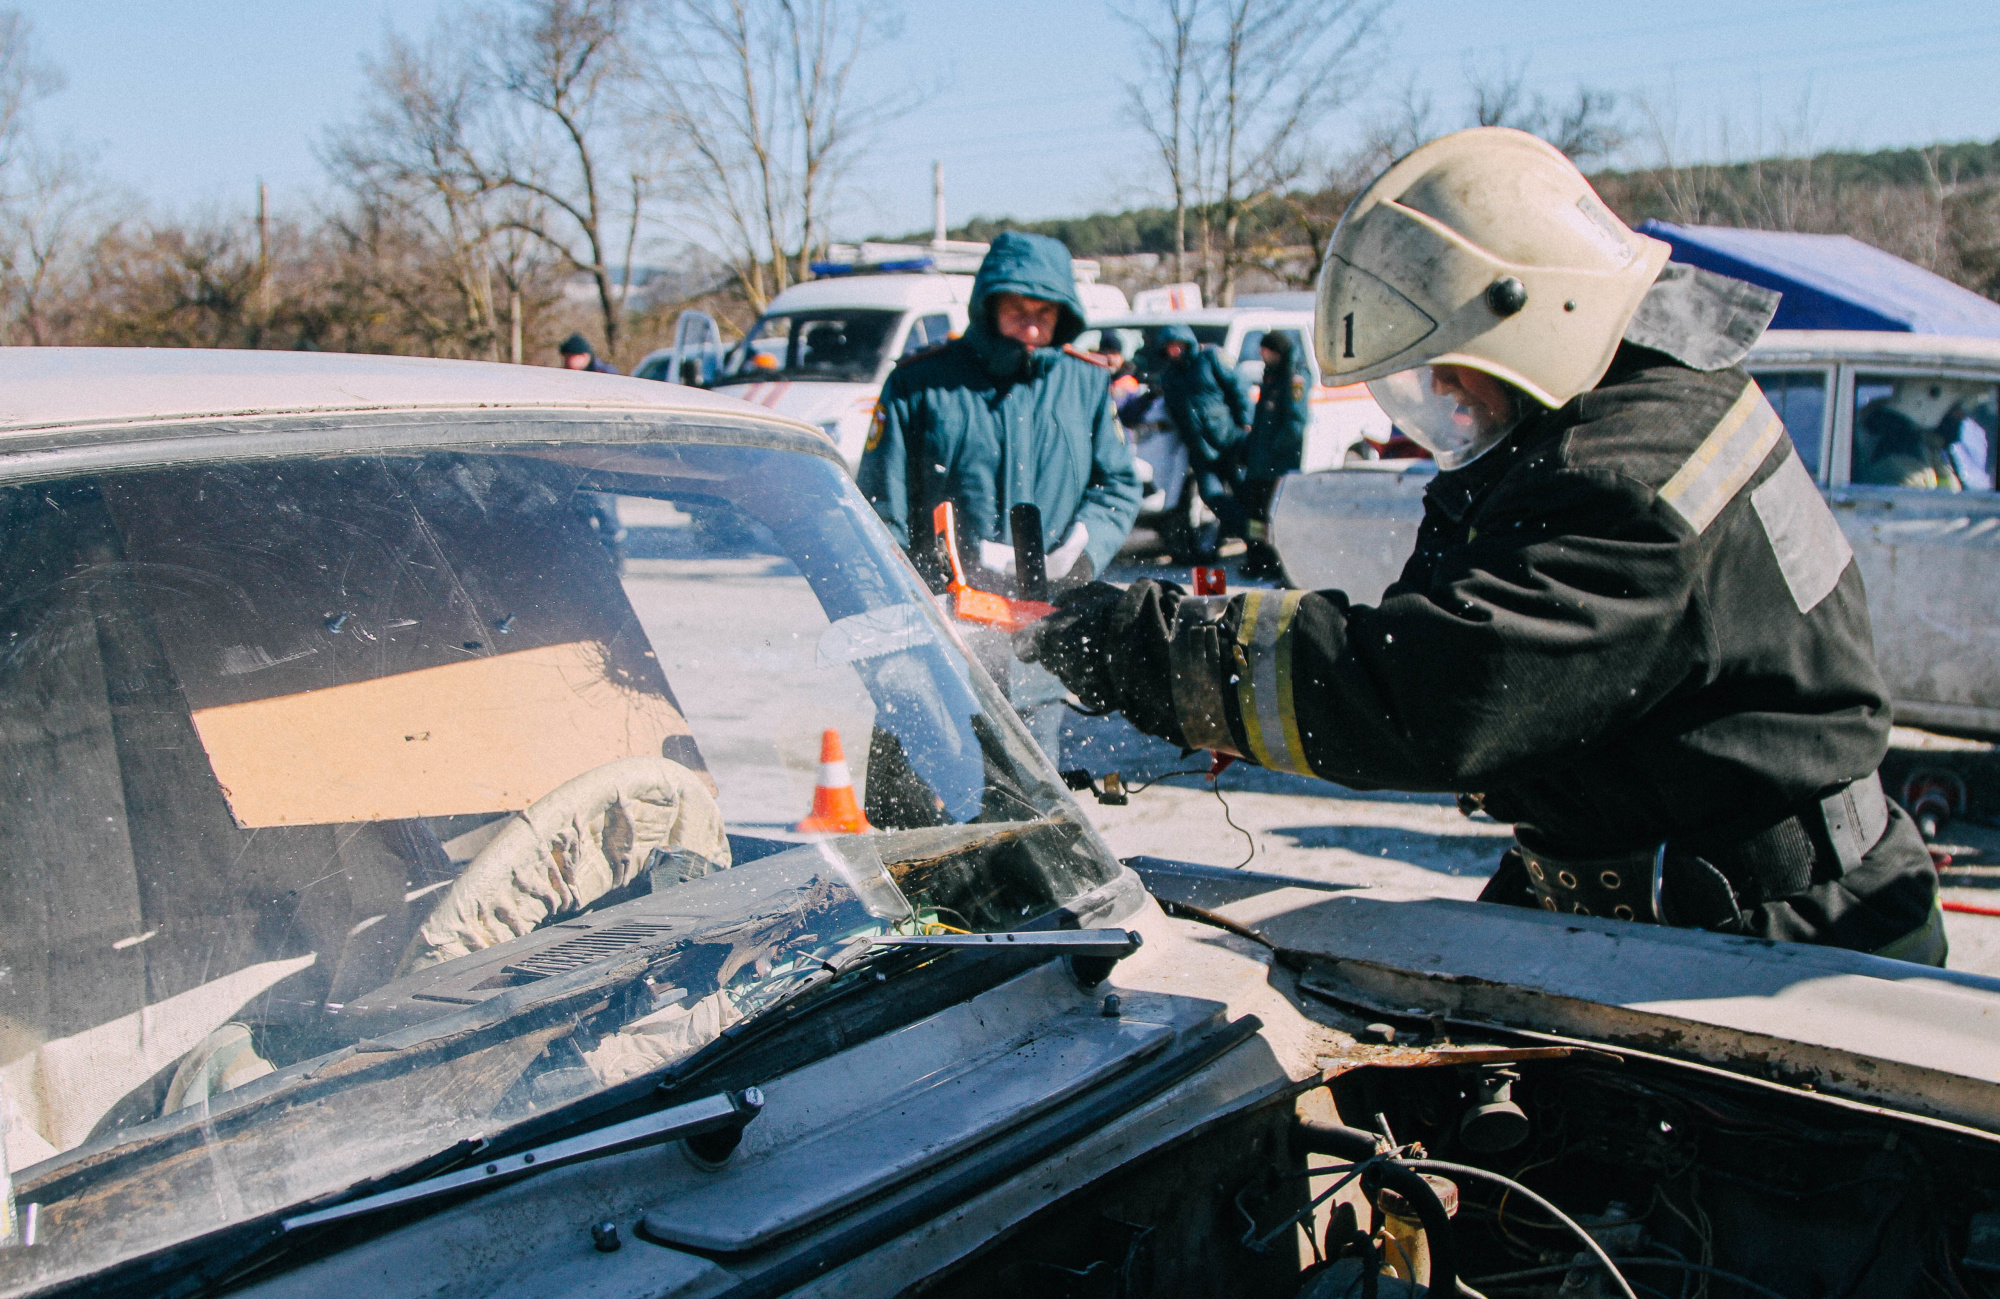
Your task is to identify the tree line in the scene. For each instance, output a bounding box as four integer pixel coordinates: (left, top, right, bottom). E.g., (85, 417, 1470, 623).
(911, 23, 2000, 310)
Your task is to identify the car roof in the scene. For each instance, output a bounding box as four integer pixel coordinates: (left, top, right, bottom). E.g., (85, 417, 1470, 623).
(0, 347, 819, 437)
(1747, 330, 2000, 370)
(1095, 308, 1310, 328)
(765, 275, 973, 312)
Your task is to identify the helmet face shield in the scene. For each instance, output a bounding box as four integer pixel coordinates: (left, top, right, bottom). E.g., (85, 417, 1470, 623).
(1366, 365, 1521, 470)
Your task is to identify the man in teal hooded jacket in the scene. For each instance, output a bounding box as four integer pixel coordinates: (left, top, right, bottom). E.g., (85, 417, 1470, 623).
(859, 231, 1141, 754)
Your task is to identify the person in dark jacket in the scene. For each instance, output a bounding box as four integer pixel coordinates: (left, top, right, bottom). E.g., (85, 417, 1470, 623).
(1021, 128, 1944, 964)
(559, 333, 620, 374)
(1151, 324, 1252, 559)
(1240, 331, 1310, 574)
(858, 231, 1142, 755)
(556, 333, 626, 560)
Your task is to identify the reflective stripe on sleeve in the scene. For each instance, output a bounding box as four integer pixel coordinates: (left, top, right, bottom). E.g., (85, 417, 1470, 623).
(1234, 590, 1314, 775)
(1657, 380, 1785, 535)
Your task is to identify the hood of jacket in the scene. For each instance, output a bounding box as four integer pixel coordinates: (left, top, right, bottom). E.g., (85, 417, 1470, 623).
(1259, 328, 1297, 381)
(1147, 323, 1201, 373)
(964, 231, 1087, 378)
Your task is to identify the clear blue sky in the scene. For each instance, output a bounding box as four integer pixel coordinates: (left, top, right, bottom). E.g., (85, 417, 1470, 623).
(17, 0, 2000, 244)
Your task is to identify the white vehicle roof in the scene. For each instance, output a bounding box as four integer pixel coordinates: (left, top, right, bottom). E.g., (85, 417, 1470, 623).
(0, 347, 814, 437)
(764, 274, 974, 314)
(1094, 306, 1311, 329)
(761, 273, 1129, 321)
(1747, 330, 2000, 369)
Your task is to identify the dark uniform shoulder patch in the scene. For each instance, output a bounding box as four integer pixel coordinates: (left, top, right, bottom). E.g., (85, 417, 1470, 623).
(1061, 343, 1115, 369)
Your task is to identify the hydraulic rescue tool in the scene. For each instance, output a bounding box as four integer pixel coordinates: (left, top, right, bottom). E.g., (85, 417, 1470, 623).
(932, 501, 1054, 633)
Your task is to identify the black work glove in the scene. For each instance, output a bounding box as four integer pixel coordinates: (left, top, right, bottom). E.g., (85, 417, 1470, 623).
(1016, 579, 1189, 747)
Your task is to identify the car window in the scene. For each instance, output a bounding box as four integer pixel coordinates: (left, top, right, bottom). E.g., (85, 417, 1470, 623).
(1237, 328, 1306, 386)
(1850, 373, 2000, 492)
(1073, 327, 1143, 358)
(900, 312, 951, 356)
(713, 309, 903, 385)
(1135, 324, 1229, 351)
(633, 354, 675, 382)
(1749, 369, 1831, 479)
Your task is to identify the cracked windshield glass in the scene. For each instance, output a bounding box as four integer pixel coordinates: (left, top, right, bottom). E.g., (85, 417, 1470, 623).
(0, 431, 1110, 1289)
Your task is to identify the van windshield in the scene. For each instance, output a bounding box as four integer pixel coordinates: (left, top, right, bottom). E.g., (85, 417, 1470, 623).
(713, 309, 905, 386)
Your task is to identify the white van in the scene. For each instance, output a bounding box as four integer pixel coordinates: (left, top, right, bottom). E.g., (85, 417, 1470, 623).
(706, 243, 1129, 467)
(1080, 304, 1394, 475)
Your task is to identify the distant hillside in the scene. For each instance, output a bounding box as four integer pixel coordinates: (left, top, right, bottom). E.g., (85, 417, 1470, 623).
(892, 136, 2000, 303)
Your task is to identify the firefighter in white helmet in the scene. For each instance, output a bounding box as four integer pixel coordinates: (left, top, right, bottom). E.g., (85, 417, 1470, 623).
(1023, 127, 1944, 963)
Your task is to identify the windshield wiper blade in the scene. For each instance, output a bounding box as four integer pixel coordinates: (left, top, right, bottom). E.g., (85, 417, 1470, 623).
(279, 1088, 763, 1232)
(873, 928, 1142, 987)
(871, 929, 1140, 956)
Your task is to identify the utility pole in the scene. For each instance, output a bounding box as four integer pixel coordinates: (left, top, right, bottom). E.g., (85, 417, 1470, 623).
(510, 289, 523, 365)
(932, 161, 946, 246)
(256, 181, 272, 319)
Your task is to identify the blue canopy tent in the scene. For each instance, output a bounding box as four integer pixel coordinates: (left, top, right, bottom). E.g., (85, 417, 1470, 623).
(1638, 220, 2000, 337)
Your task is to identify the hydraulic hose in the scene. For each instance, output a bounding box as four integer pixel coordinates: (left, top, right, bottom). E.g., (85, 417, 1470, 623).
(1360, 1160, 1459, 1299)
(1293, 1117, 1390, 1162)
(1400, 1159, 1638, 1299)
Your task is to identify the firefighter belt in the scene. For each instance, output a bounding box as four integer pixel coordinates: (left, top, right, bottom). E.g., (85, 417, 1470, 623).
(1517, 772, 1891, 929)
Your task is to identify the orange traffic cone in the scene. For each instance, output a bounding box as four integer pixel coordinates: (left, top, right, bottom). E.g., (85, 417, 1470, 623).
(796, 729, 872, 835)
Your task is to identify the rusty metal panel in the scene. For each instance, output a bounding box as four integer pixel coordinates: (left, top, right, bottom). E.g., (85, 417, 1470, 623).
(1172, 879, 2000, 1133)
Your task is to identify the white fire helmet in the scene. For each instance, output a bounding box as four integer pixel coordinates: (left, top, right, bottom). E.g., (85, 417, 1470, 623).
(1315, 127, 1671, 468)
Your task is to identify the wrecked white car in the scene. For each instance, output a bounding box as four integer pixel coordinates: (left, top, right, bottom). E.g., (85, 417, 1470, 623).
(1, 351, 1998, 1299)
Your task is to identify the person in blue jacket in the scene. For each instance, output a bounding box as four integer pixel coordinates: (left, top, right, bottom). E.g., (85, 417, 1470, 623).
(859, 231, 1141, 755)
(1151, 323, 1251, 560)
(1240, 330, 1310, 574)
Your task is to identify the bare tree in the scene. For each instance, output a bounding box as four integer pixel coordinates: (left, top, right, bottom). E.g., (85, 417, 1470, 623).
(1463, 58, 1626, 166)
(478, 0, 648, 360)
(0, 11, 111, 346)
(1118, 0, 1200, 283)
(327, 27, 515, 358)
(1194, 0, 1384, 303)
(650, 0, 900, 314)
(0, 147, 113, 344)
(1121, 0, 1383, 304)
(0, 10, 58, 179)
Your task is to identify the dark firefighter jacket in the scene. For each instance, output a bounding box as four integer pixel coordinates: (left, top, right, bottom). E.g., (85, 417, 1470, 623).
(1245, 331, 1310, 481)
(1155, 325, 1252, 470)
(857, 231, 1141, 582)
(1027, 264, 1941, 960)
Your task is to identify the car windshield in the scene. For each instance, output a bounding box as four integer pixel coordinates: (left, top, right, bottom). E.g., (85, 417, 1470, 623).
(711, 309, 905, 386)
(0, 424, 1112, 1292)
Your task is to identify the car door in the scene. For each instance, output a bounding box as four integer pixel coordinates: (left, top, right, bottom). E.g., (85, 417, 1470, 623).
(669, 310, 723, 385)
(1824, 364, 2000, 733)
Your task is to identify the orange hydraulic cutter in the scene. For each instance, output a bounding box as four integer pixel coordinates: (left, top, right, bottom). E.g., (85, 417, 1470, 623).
(931, 501, 1056, 634)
